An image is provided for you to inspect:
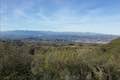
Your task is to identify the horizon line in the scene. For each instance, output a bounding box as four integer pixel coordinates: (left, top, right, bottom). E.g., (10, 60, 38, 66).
(0, 29, 119, 36)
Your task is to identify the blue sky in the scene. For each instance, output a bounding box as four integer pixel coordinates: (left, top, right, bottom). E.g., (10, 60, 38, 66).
(0, 0, 120, 35)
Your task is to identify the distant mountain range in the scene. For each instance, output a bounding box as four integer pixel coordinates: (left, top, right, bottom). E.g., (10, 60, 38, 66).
(0, 30, 119, 43)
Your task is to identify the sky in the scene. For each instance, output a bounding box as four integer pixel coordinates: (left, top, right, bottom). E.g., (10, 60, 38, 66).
(0, 0, 120, 35)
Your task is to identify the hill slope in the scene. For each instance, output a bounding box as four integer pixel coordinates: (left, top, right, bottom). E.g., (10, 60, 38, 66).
(0, 38, 120, 80)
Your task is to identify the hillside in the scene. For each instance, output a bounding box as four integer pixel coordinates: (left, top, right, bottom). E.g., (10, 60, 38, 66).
(0, 38, 120, 80)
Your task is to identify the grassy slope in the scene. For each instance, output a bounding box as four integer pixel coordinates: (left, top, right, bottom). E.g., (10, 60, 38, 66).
(0, 38, 120, 80)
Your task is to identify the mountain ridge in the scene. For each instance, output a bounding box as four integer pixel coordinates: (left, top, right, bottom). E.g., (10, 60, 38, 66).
(0, 30, 119, 44)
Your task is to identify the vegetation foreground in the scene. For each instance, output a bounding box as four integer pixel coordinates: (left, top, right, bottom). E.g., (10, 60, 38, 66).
(0, 38, 120, 80)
